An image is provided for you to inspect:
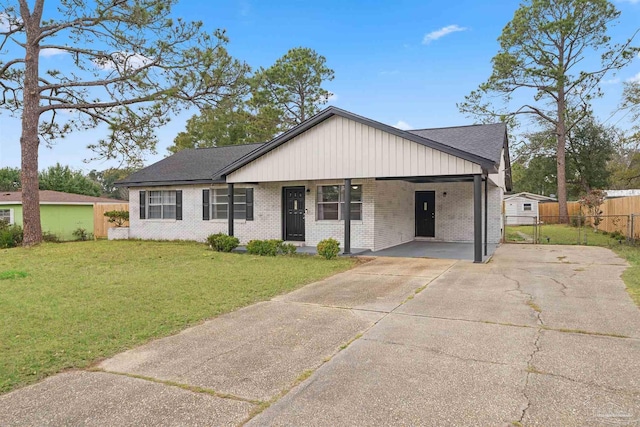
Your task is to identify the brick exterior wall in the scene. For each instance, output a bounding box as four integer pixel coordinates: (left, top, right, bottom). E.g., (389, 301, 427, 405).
(128, 178, 502, 251)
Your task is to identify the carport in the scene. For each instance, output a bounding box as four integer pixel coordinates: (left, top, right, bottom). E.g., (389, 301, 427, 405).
(368, 240, 498, 261)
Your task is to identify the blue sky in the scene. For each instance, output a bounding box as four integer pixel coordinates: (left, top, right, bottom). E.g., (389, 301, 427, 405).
(1, 0, 639, 171)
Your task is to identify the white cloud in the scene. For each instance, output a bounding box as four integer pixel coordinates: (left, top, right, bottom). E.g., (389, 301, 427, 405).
(40, 48, 68, 58)
(394, 120, 412, 130)
(326, 93, 338, 103)
(627, 72, 640, 83)
(94, 52, 152, 71)
(601, 77, 621, 85)
(0, 13, 21, 32)
(422, 25, 467, 44)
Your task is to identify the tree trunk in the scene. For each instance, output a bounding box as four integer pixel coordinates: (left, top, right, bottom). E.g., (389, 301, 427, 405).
(556, 88, 568, 224)
(20, 6, 43, 245)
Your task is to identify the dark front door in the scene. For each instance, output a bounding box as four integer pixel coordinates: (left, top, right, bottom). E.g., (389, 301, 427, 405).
(415, 191, 435, 237)
(283, 187, 305, 241)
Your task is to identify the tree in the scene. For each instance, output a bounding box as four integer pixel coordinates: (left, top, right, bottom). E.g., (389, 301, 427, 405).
(514, 116, 616, 198)
(566, 117, 616, 194)
(167, 97, 279, 153)
(459, 0, 638, 222)
(1, 0, 249, 245)
(0, 167, 21, 191)
(252, 47, 334, 128)
(578, 189, 606, 231)
(39, 163, 101, 196)
(88, 167, 136, 200)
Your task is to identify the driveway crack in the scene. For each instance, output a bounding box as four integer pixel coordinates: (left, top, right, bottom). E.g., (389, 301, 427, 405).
(501, 273, 544, 326)
(518, 328, 542, 424)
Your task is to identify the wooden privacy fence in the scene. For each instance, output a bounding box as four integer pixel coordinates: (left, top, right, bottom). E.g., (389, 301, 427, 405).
(536, 195, 640, 235)
(537, 202, 581, 223)
(94, 202, 129, 238)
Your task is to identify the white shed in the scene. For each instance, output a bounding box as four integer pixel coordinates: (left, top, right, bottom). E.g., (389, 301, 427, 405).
(504, 192, 556, 225)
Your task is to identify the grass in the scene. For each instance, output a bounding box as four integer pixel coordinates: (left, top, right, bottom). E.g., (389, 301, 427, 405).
(505, 224, 640, 307)
(0, 240, 355, 394)
(611, 245, 640, 308)
(504, 224, 535, 242)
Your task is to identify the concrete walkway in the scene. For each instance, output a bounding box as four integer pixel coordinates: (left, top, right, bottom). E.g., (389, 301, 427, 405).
(1, 246, 640, 426)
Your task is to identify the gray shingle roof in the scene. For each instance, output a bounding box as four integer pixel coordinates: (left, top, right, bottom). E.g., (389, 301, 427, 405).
(117, 143, 265, 187)
(117, 108, 510, 188)
(407, 123, 507, 164)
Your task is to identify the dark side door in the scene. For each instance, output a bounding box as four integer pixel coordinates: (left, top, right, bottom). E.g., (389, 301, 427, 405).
(415, 191, 435, 237)
(283, 186, 305, 241)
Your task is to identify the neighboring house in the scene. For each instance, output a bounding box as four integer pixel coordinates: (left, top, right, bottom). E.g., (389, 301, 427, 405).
(604, 189, 640, 199)
(117, 107, 512, 262)
(504, 192, 556, 225)
(0, 190, 127, 241)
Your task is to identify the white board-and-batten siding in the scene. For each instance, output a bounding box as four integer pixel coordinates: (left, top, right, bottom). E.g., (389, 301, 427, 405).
(227, 116, 482, 183)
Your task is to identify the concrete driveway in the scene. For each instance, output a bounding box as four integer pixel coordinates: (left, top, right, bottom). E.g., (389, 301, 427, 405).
(1, 245, 640, 426)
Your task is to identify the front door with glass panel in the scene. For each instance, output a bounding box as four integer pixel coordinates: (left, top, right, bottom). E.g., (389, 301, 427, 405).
(283, 187, 305, 241)
(415, 191, 435, 237)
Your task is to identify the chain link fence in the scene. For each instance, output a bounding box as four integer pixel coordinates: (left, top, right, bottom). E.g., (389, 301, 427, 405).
(503, 214, 640, 246)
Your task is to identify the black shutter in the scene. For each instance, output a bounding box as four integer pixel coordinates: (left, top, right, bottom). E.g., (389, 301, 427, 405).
(245, 188, 254, 221)
(202, 189, 210, 220)
(175, 190, 182, 220)
(139, 190, 146, 219)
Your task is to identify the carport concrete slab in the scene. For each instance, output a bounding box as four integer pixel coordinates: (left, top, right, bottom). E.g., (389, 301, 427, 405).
(523, 373, 640, 427)
(494, 244, 628, 266)
(365, 313, 538, 368)
(532, 330, 640, 392)
(99, 301, 383, 402)
(248, 338, 526, 427)
(396, 265, 541, 327)
(369, 240, 499, 261)
(275, 257, 455, 312)
(0, 371, 253, 427)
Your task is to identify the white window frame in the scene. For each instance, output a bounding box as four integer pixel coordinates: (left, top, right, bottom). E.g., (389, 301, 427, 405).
(523, 203, 533, 212)
(211, 188, 247, 220)
(0, 208, 13, 225)
(148, 190, 177, 219)
(316, 185, 363, 221)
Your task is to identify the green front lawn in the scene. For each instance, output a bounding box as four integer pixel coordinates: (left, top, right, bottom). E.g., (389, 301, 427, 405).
(0, 241, 355, 394)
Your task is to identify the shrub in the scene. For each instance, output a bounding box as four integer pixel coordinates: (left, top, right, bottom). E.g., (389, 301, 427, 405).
(104, 210, 130, 227)
(610, 230, 624, 241)
(280, 243, 298, 256)
(317, 238, 340, 260)
(42, 231, 61, 243)
(73, 227, 93, 241)
(206, 233, 240, 252)
(570, 214, 586, 227)
(0, 223, 23, 248)
(246, 239, 282, 256)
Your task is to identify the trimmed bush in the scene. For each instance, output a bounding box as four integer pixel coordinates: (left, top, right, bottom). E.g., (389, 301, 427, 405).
(317, 238, 340, 260)
(280, 243, 298, 256)
(207, 233, 240, 252)
(0, 221, 23, 249)
(246, 239, 298, 256)
(104, 210, 130, 227)
(246, 239, 282, 256)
